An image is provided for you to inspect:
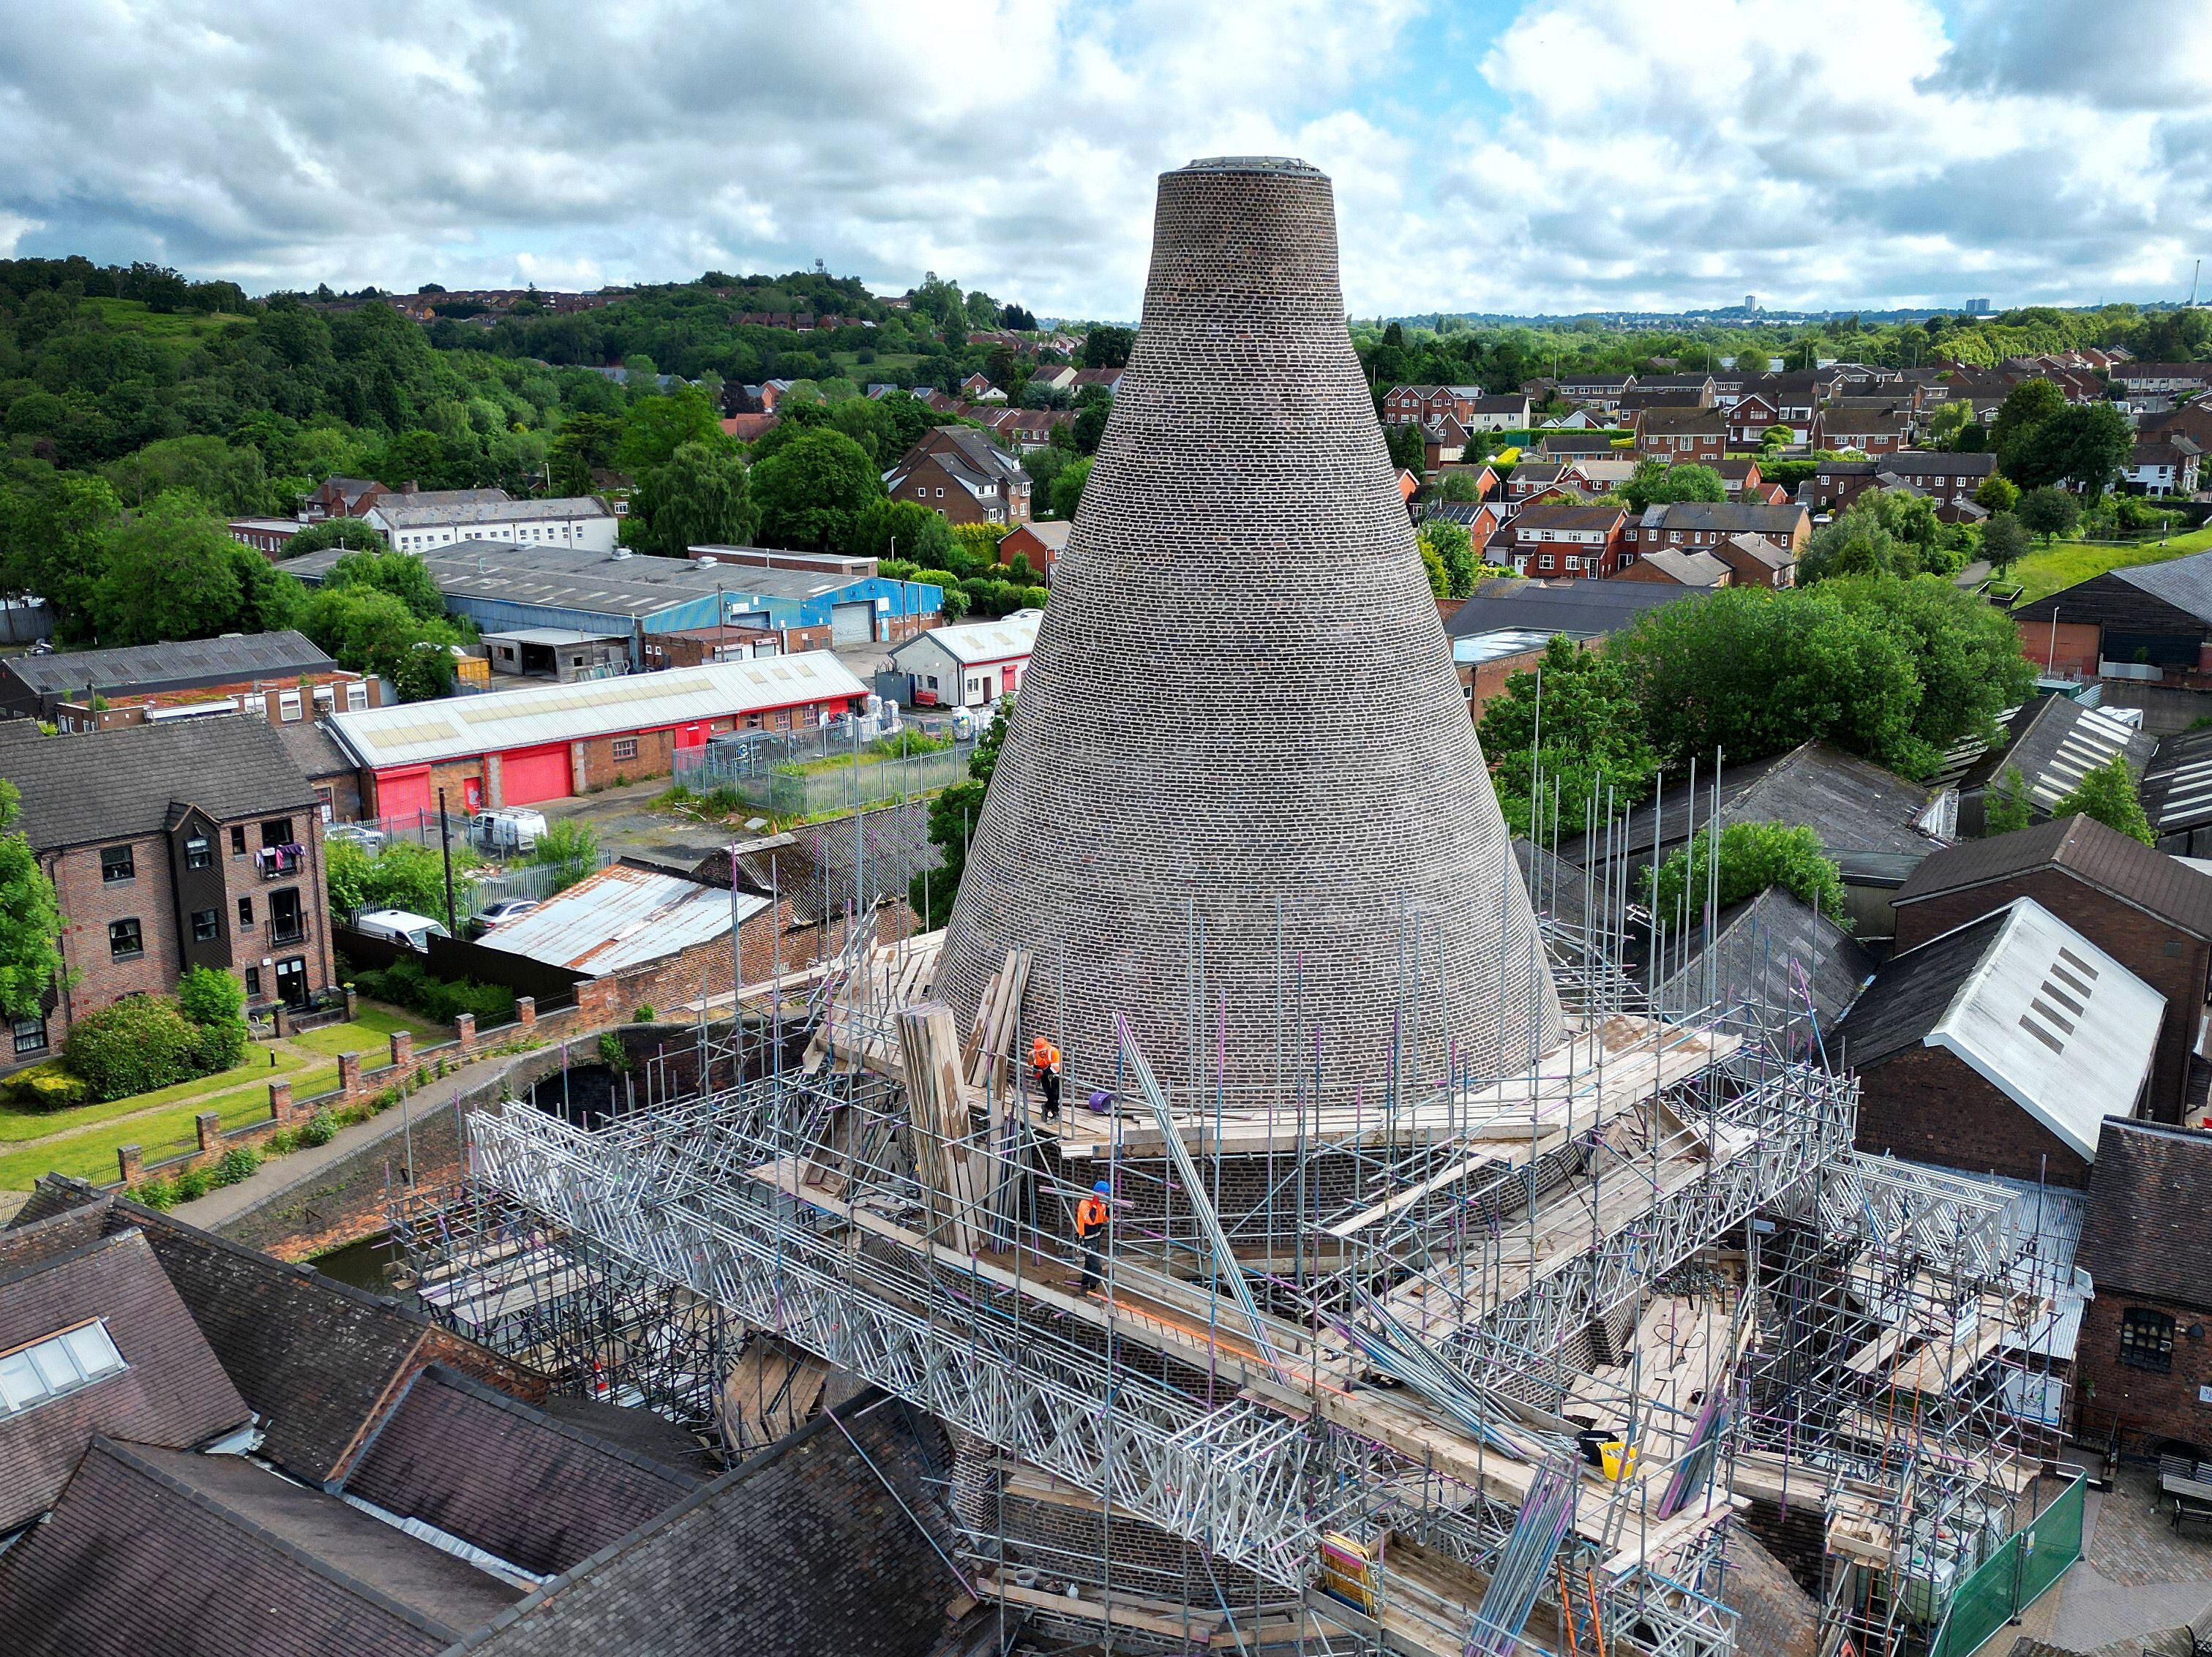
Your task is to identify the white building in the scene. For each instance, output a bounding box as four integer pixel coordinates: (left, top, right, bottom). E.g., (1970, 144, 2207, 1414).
(368, 496, 620, 555)
(2123, 437, 2202, 499)
(888, 611, 1042, 710)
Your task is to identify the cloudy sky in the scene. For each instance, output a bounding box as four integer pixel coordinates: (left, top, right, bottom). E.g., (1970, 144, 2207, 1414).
(3, 0, 2208, 320)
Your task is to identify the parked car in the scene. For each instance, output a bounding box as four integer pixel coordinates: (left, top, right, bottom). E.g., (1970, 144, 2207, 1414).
(327, 824, 388, 854)
(471, 808, 548, 855)
(354, 909, 451, 951)
(468, 899, 539, 939)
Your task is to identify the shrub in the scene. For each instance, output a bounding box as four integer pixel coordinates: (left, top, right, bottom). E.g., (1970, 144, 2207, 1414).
(133, 1179, 178, 1209)
(176, 963, 245, 1028)
(214, 1146, 260, 1185)
(267, 1127, 301, 1155)
(631, 1003, 656, 1023)
(63, 996, 210, 1101)
(173, 1165, 212, 1202)
(7, 1061, 91, 1112)
(299, 1108, 340, 1148)
(353, 956, 515, 1025)
(597, 1032, 629, 1070)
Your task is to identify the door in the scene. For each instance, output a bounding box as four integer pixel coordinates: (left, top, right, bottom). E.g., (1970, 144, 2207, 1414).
(462, 776, 484, 813)
(377, 766, 432, 822)
(831, 600, 876, 645)
(500, 744, 572, 806)
(274, 956, 309, 1010)
(674, 721, 710, 750)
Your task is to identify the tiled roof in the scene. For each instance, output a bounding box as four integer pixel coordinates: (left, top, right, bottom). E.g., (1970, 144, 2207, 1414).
(1642, 500, 1807, 537)
(1510, 502, 1625, 530)
(0, 1227, 250, 1532)
(1, 630, 335, 697)
(271, 717, 356, 780)
(1, 716, 319, 852)
(1651, 885, 1874, 1037)
(1718, 531, 1791, 570)
(0, 1438, 519, 1655)
(2079, 1117, 2212, 1310)
(1638, 405, 1728, 435)
(1892, 813, 2212, 940)
(343, 1365, 700, 1577)
(1445, 576, 1701, 639)
(1632, 548, 1731, 586)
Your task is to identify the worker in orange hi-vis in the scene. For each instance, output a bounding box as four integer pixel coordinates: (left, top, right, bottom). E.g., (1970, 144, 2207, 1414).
(1030, 1035, 1062, 1121)
(1073, 1180, 1111, 1295)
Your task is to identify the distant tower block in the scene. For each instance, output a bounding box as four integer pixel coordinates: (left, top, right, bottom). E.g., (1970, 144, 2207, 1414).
(937, 157, 1564, 1099)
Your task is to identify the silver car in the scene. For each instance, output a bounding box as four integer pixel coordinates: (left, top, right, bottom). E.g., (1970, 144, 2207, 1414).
(468, 899, 539, 939)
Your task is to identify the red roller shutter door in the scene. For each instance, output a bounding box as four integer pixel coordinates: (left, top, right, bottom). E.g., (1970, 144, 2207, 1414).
(501, 744, 572, 805)
(376, 767, 431, 820)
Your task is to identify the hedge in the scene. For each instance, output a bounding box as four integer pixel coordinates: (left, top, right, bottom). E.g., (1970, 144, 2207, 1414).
(352, 956, 516, 1026)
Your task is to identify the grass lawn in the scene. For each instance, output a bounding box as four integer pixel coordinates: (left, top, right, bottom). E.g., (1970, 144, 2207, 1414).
(76, 296, 254, 345)
(2009, 524, 2212, 604)
(0, 1006, 446, 1191)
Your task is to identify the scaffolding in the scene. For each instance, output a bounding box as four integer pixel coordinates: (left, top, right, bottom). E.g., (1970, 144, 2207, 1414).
(387, 789, 2074, 1657)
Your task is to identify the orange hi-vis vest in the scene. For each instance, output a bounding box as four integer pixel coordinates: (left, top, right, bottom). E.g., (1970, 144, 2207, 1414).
(1032, 1040, 1061, 1077)
(1075, 1195, 1109, 1238)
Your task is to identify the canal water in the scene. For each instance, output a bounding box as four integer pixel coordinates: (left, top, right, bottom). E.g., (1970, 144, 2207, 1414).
(310, 1230, 401, 1296)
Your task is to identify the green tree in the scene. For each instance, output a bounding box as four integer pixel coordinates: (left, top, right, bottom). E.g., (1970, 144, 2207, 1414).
(1072, 396, 1111, 455)
(1733, 349, 1771, 375)
(2017, 484, 2081, 544)
(549, 412, 621, 494)
(1418, 536, 1447, 598)
(1477, 635, 1658, 841)
(1990, 378, 2066, 465)
(1821, 573, 2035, 756)
(530, 821, 599, 892)
(749, 429, 885, 551)
(282, 516, 385, 558)
(1800, 486, 1949, 582)
(0, 473, 121, 639)
(2051, 754, 2154, 844)
(1384, 421, 1427, 480)
(2012, 403, 2133, 499)
(102, 435, 271, 515)
(911, 695, 1013, 928)
(631, 441, 756, 557)
(0, 779, 67, 1021)
(1421, 519, 1478, 597)
(1613, 586, 1927, 775)
(1049, 456, 1092, 521)
(850, 498, 954, 567)
(1621, 460, 1724, 513)
(1924, 399, 1977, 451)
(1973, 473, 2020, 516)
(324, 838, 476, 927)
(320, 546, 446, 619)
(91, 495, 250, 645)
(612, 388, 724, 476)
(1081, 326, 1133, 369)
(1980, 511, 2029, 579)
(1983, 764, 2033, 837)
(1649, 822, 1848, 926)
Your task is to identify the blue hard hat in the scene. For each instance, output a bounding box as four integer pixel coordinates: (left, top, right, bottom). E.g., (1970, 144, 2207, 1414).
(1092, 1181, 1111, 1195)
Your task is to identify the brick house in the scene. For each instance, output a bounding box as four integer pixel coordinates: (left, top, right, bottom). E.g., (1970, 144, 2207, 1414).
(1503, 460, 1586, 502)
(1553, 375, 1636, 413)
(1810, 405, 1911, 455)
(2123, 436, 2202, 498)
(883, 427, 1032, 526)
(0, 631, 378, 729)
(1889, 814, 2212, 1124)
(304, 477, 508, 522)
(1634, 406, 1729, 464)
(1000, 519, 1073, 581)
(1713, 533, 1795, 587)
(0, 718, 338, 1060)
(1611, 547, 1731, 588)
(1503, 503, 1627, 577)
(1804, 451, 1998, 521)
(2074, 1118, 2212, 1455)
(1836, 895, 2164, 1188)
(1725, 373, 1823, 443)
(1619, 500, 1810, 566)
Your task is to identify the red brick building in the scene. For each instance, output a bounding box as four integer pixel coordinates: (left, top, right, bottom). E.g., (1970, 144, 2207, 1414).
(1634, 406, 1729, 464)
(1000, 519, 1073, 581)
(2075, 1118, 2212, 1456)
(0, 631, 377, 729)
(883, 427, 1032, 526)
(0, 718, 339, 1059)
(1612, 547, 1731, 588)
(1503, 503, 1626, 577)
(1618, 500, 1810, 567)
(1890, 815, 2212, 1124)
(1835, 895, 2164, 1189)
(1811, 405, 1911, 455)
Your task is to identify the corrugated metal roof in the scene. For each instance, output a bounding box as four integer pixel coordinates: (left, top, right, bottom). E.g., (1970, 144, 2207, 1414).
(893, 612, 1041, 667)
(4, 631, 334, 695)
(370, 496, 611, 528)
(476, 862, 771, 975)
(328, 654, 866, 769)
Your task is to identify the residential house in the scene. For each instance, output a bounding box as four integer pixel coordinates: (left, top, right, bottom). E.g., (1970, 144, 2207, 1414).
(1553, 374, 1636, 413)
(1534, 407, 1604, 430)
(1616, 385, 1711, 421)
(326, 655, 869, 817)
(1726, 373, 1823, 443)
(1837, 896, 2162, 1187)
(0, 718, 337, 1050)
(1504, 502, 1627, 577)
(1802, 451, 1998, 521)
(1537, 432, 1626, 464)
(2110, 362, 2212, 400)
(1068, 366, 1125, 396)
(1419, 416, 1472, 467)
(1713, 532, 1796, 587)
(997, 408, 1074, 451)
(1619, 500, 1810, 566)
(1889, 814, 2212, 1124)
(720, 413, 780, 443)
(271, 718, 366, 824)
(1420, 498, 1507, 564)
(2124, 436, 2202, 497)
(885, 611, 1041, 710)
(1444, 574, 1703, 649)
(2074, 1119, 2212, 1454)
(0, 631, 377, 729)
(1463, 392, 1531, 431)
(959, 372, 1007, 404)
(1503, 459, 1586, 502)
(1027, 364, 1078, 395)
(2012, 549, 2212, 683)
(1712, 458, 1776, 503)
(1612, 546, 1731, 588)
(1634, 405, 1729, 465)
(883, 427, 1033, 526)
(1000, 519, 1073, 582)
(1810, 405, 1911, 456)
(2143, 400, 2212, 455)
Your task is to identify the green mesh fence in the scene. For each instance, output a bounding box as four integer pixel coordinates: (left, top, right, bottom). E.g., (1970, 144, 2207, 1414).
(1927, 1475, 2085, 1657)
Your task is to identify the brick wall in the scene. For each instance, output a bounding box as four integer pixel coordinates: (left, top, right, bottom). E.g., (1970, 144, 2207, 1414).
(1895, 875, 2200, 1123)
(1853, 1044, 2092, 1187)
(2075, 1290, 2212, 1455)
(459, 1393, 961, 1657)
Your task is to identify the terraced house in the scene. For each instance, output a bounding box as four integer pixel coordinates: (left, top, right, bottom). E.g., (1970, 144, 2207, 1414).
(0, 718, 335, 1066)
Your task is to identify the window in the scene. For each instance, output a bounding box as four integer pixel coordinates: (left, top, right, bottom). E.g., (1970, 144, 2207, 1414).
(191, 908, 220, 943)
(12, 1015, 48, 1056)
(270, 887, 304, 945)
(108, 920, 143, 960)
(2121, 1307, 2176, 1372)
(0, 1321, 125, 1416)
(184, 835, 211, 870)
(244, 966, 261, 999)
(230, 826, 247, 857)
(238, 896, 254, 927)
(260, 818, 293, 849)
(100, 845, 135, 884)
(346, 684, 368, 713)
(278, 691, 302, 722)
(612, 737, 638, 761)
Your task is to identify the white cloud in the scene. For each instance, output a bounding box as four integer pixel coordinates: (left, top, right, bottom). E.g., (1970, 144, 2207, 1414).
(0, 0, 2203, 316)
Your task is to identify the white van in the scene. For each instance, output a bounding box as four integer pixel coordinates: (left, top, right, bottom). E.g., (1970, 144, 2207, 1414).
(470, 808, 548, 855)
(355, 909, 452, 951)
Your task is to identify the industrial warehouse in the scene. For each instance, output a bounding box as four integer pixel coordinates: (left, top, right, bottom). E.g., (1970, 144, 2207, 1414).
(284, 538, 945, 663)
(327, 653, 869, 814)
(375, 159, 2088, 1657)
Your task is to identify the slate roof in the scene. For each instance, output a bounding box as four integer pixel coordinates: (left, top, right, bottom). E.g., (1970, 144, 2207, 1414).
(1651, 885, 1875, 1037)
(0, 716, 319, 853)
(1444, 576, 1701, 639)
(0, 630, 335, 698)
(0, 1438, 519, 1655)
(271, 717, 358, 781)
(0, 1227, 250, 1533)
(1638, 405, 1728, 435)
(2142, 725, 2212, 837)
(1641, 500, 1809, 538)
(1892, 814, 2212, 942)
(2078, 1117, 2212, 1311)
(1632, 548, 1731, 586)
(343, 1365, 700, 1577)
(130, 1201, 545, 1484)
(1717, 532, 1792, 572)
